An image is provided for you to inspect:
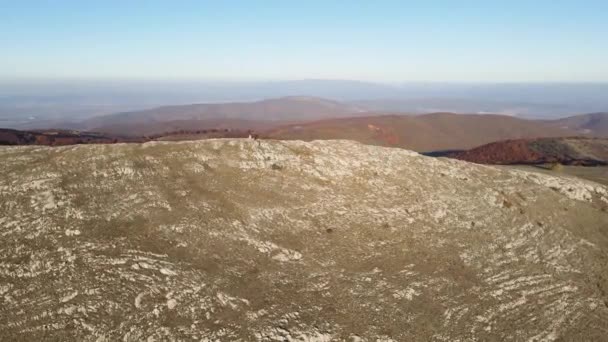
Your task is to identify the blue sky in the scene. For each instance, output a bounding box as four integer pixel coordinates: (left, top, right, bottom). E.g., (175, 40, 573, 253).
(1, 0, 607, 82)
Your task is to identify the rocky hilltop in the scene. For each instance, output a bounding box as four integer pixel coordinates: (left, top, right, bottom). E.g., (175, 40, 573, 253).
(1, 139, 608, 341)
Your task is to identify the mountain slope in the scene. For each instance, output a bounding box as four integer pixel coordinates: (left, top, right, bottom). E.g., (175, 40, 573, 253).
(447, 137, 608, 165)
(1, 139, 607, 341)
(265, 113, 576, 151)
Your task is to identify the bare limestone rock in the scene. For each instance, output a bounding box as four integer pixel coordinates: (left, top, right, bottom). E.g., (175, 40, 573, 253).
(1, 139, 607, 341)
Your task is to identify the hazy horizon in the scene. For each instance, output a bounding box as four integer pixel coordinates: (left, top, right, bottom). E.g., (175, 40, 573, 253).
(1, 79, 608, 129)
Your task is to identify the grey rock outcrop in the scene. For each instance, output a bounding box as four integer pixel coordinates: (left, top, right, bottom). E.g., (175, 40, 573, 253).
(1, 139, 607, 341)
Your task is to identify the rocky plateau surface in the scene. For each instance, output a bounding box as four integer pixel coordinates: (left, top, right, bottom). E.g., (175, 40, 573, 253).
(1, 139, 608, 341)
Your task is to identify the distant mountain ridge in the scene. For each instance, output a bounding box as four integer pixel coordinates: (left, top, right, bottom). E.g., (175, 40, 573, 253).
(81, 96, 365, 136)
(3, 97, 608, 152)
(352, 98, 590, 118)
(2, 81, 608, 131)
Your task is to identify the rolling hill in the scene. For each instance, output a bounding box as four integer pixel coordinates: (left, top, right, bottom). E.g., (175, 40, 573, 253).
(548, 112, 608, 136)
(446, 137, 608, 165)
(264, 113, 578, 152)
